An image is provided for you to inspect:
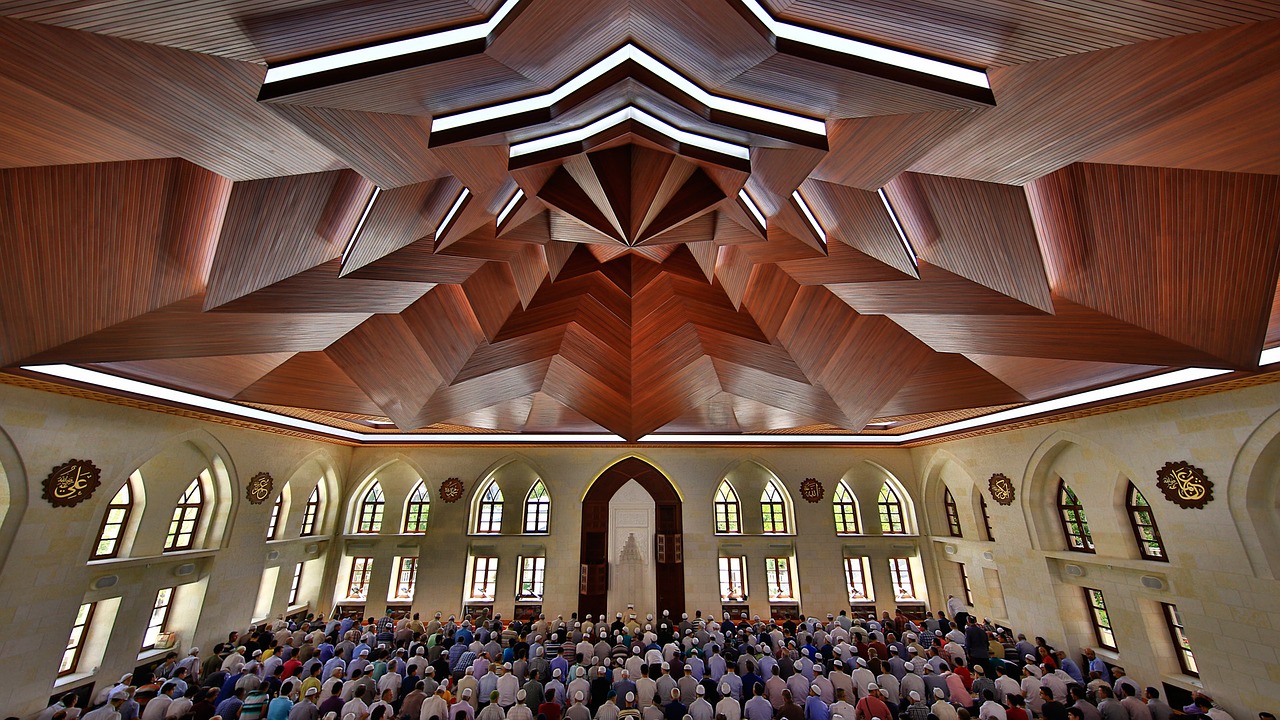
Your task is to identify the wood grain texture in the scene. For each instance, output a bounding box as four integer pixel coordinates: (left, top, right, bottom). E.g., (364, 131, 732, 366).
(874, 352, 1026, 418)
(962, 354, 1162, 401)
(234, 351, 386, 416)
(94, 353, 296, 399)
(0, 159, 231, 365)
(270, 105, 448, 189)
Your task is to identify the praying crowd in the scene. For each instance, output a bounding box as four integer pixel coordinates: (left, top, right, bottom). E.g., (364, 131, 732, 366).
(36, 602, 1270, 720)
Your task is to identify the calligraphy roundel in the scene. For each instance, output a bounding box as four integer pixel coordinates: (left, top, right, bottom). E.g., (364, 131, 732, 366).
(800, 478, 824, 503)
(42, 459, 102, 508)
(440, 477, 464, 503)
(246, 472, 274, 505)
(988, 473, 1015, 506)
(1156, 461, 1214, 509)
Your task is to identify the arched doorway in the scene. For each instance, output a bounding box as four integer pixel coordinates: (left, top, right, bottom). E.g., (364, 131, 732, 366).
(579, 457, 684, 617)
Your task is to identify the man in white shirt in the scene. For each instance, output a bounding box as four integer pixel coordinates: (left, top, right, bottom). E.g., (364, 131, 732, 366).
(977, 690, 1007, 720)
(687, 685, 714, 720)
(716, 685, 742, 720)
(141, 684, 177, 720)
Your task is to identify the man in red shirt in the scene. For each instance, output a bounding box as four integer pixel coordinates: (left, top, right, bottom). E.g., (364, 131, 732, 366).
(854, 684, 891, 720)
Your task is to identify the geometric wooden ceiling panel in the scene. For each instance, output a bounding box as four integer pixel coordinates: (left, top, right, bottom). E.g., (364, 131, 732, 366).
(2, 1, 1279, 438)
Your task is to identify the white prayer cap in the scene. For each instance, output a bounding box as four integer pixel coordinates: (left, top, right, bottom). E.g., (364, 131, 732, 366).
(252, 649, 263, 657)
(618, 613, 624, 619)
(462, 689, 473, 699)
(517, 690, 527, 701)
(833, 660, 843, 668)
(466, 667, 474, 675)
(503, 662, 513, 670)
(661, 663, 670, 670)
(626, 692, 636, 703)
(696, 686, 706, 696)
(867, 684, 879, 692)
(908, 691, 920, 701)
(577, 667, 586, 677)
(903, 663, 914, 671)
(576, 691, 585, 702)
(190, 647, 200, 655)
(305, 687, 320, 697)
(933, 688, 945, 698)
(809, 686, 820, 695)
(360, 649, 369, 656)
(110, 690, 130, 700)
(908, 648, 919, 654)
(720, 684, 730, 695)
(633, 647, 641, 654)
(344, 714, 358, 720)
(682, 614, 688, 620)
(647, 614, 654, 621)
(553, 668, 562, 678)
(856, 658, 867, 668)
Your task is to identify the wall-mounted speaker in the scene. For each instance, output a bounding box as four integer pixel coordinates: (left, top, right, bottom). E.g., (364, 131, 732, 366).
(1141, 575, 1165, 590)
(266, 550, 280, 561)
(1064, 564, 1084, 577)
(305, 544, 320, 556)
(891, 544, 915, 552)
(982, 551, 994, 561)
(944, 545, 957, 555)
(93, 575, 118, 589)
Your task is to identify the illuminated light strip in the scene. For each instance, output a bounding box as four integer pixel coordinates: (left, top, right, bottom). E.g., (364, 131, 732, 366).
(737, 0, 989, 89)
(508, 106, 750, 160)
(263, 0, 522, 84)
(341, 186, 382, 265)
(496, 188, 524, 227)
(433, 43, 826, 137)
(1260, 346, 1280, 366)
(791, 190, 826, 245)
(738, 189, 767, 230)
(878, 187, 917, 267)
(22, 357, 1247, 445)
(436, 187, 471, 238)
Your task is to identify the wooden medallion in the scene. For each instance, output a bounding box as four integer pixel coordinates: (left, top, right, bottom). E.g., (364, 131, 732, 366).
(988, 473, 1016, 506)
(800, 477, 824, 503)
(42, 459, 102, 508)
(440, 477, 464, 503)
(1155, 461, 1213, 509)
(246, 471, 274, 504)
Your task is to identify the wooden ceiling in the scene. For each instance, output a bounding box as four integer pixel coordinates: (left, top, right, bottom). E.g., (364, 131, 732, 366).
(2, 0, 1280, 440)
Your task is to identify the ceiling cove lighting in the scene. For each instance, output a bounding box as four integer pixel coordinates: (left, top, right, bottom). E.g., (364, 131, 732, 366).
(341, 186, 382, 266)
(436, 186, 471, 239)
(736, 0, 989, 89)
(22, 359, 1251, 445)
(791, 190, 826, 246)
(433, 43, 826, 137)
(738, 189, 768, 230)
(263, 0, 523, 84)
(496, 188, 524, 227)
(508, 106, 750, 160)
(878, 187, 917, 267)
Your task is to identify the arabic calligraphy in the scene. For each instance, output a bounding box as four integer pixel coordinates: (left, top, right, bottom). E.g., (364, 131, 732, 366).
(988, 473, 1015, 506)
(246, 472, 274, 505)
(42, 459, 101, 508)
(1155, 461, 1213, 509)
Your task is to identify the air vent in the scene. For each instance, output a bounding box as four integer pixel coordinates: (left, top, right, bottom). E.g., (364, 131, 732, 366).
(305, 544, 319, 556)
(1141, 575, 1165, 590)
(267, 550, 280, 561)
(1064, 564, 1084, 577)
(174, 563, 197, 577)
(891, 544, 914, 552)
(982, 551, 994, 561)
(944, 545, 957, 555)
(93, 575, 118, 589)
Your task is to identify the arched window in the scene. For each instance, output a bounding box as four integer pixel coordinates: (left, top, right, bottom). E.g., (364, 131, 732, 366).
(356, 482, 384, 534)
(979, 494, 994, 541)
(476, 482, 503, 534)
(714, 481, 741, 534)
(164, 477, 204, 552)
(761, 483, 787, 534)
(878, 483, 905, 534)
(92, 481, 134, 560)
(524, 480, 550, 533)
(266, 494, 283, 541)
(1058, 480, 1095, 553)
(403, 481, 430, 534)
(1126, 482, 1167, 561)
(943, 488, 962, 537)
(832, 482, 860, 535)
(300, 485, 321, 537)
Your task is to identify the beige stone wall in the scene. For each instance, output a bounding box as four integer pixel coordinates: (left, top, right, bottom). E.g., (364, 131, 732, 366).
(0, 377, 1277, 718)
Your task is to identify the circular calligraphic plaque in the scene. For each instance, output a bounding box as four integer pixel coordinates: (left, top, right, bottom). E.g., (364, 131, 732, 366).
(988, 473, 1016, 506)
(800, 478, 824, 503)
(246, 472, 274, 505)
(440, 477, 464, 503)
(42, 459, 102, 508)
(1155, 461, 1213, 509)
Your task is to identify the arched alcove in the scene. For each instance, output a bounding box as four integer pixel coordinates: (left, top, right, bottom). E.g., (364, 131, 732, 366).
(718, 458, 795, 535)
(345, 456, 429, 535)
(0, 424, 27, 575)
(1229, 408, 1280, 579)
(919, 451, 981, 538)
(468, 456, 545, 535)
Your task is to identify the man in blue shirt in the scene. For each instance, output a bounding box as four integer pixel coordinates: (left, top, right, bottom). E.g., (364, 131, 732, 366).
(803, 686, 830, 720)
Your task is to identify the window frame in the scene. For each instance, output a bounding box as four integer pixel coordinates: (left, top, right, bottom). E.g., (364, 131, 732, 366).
(1084, 586, 1117, 650)
(141, 587, 175, 650)
(403, 481, 430, 534)
(878, 483, 906, 535)
(1163, 603, 1198, 676)
(164, 477, 205, 552)
(394, 556, 419, 600)
(888, 557, 917, 600)
(59, 602, 96, 677)
(1126, 483, 1168, 562)
(91, 481, 133, 560)
(266, 494, 283, 541)
(524, 480, 550, 534)
(475, 483, 504, 534)
(718, 555, 747, 602)
(1058, 480, 1096, 553)
(517, 555, 546, 601)
(844, 556, 873, 603)
(764, 556, 795, 601)
(979, 494, 995, 541)
(469, 556, 499, 600)
(301, 485, 321, 537)
(355, 482, 385, 534)
(288, 563, 304, 606)
(832, 482, 860, 535)
(760, 483, 788, 534)
(959, 562, 973, 605)
(714, 482, 741, 534)
(943, 488, 962, 537)
(347, 557, 373, 600)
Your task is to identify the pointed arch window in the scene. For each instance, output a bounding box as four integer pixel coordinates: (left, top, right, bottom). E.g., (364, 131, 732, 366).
(943, 488, 962, 537)
(476, 482, 504, 534)
(403, 481, 430, 534)
(92, 481, 134, 560)
(164, 477, 205, 552)
(979, 494, 994, 541)
(266, 494, 283, 540)
(300, 485, 321, 537)
(1058, 480, 1095, 553)
(1126, 482, 1167, 561)
(714, 482, 741, 534)
(833, 482, 860, 535)
(524, 480, 550, 533)
(878, 483, 905, 534)
(761, 483, 788, 534)
(356, 482, 384, 534)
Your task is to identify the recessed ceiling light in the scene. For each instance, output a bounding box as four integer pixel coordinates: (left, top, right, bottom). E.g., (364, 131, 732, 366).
(738, 189, 767, 230)
(341, 186, 381, 267)
(436, 186, 471, 239)
(496, 188, 524, 228)
(791, 190, 826, 246)
(878, 187, 917, 267)
(508, 106, 750, 160)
